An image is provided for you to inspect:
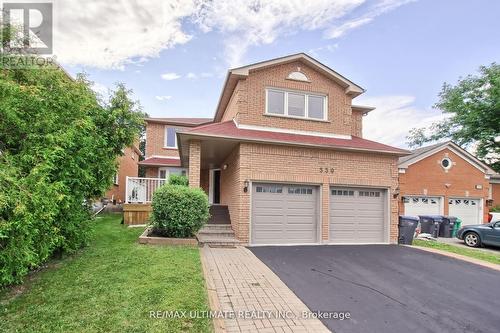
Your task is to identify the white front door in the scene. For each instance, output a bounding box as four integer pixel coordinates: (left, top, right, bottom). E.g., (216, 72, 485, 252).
(403, 196, 442, 217)
(448, 198, 481, 226)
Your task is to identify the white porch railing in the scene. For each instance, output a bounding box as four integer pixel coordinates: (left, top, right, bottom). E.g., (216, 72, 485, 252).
(125, 177, 167, 203)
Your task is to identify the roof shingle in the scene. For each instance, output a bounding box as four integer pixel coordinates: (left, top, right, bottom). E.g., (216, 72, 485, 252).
(183, 121, 409, 155)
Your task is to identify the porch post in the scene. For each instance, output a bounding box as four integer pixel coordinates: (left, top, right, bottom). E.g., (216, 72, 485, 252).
(188, 140, 201, 188)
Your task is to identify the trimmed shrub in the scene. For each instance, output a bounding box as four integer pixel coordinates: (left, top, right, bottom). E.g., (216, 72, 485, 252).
(168, 174, 189, 187)
(150, 185, 210, 238)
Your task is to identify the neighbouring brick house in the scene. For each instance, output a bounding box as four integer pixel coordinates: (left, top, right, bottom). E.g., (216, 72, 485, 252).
(105, 145, 142, 204)
(139, 118, 212, 179)
(489, 174, 500, 209)
(398, 141, 496, 226)
(128, 53, 411, 245)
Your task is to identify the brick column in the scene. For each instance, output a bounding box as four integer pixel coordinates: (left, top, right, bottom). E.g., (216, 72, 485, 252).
(188, 140, 201, 188)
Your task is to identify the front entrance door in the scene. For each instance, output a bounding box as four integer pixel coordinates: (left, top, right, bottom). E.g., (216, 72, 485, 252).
(210, 169, 221, 204)
(213, 170, 221, 204)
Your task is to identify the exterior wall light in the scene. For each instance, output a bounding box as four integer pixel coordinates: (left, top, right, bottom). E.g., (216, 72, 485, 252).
(243, 180, 249, 193)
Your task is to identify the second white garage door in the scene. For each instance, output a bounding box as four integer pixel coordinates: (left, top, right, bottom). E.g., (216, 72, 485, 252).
(403, 196, 442, 217)
(251, 183, 319, 245)
(449, 198, 481, 226)
(330, 188, 387, 244)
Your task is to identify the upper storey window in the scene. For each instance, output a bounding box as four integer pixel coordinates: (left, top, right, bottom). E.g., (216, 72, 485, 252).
(265, 88, 327, 121)
(164, 127, 177, 148)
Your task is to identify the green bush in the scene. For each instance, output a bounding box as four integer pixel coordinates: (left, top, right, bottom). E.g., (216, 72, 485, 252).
(150, 185, 210, 238)
(168, 174, 189, 186)
(491, 206, 500, 213)
(0, 59, 143, 287)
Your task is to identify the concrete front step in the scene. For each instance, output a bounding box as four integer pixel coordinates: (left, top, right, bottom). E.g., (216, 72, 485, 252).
(197, 229, 235, 237)
(197, 235, 241, 248)
(200, 224, 233, 231)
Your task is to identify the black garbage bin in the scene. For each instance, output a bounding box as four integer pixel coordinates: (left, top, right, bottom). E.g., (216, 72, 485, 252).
(419, 215, 443, 238)
(439, 216, 458, 238)
(398, 216, 419, 245)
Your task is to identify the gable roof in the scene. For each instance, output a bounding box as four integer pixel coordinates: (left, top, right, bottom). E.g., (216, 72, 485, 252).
(398, 141, 496, 175)
(145, 117, 212, 127)
(214, 53, 365, 122)
(179, 120, 409, 155)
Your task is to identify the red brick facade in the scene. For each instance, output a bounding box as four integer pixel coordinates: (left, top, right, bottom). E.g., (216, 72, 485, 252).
(221, 61, 362, 137)
(399, 147, 491, 222)
(491, 183, 500, 208)
(105, 146, 140, 203)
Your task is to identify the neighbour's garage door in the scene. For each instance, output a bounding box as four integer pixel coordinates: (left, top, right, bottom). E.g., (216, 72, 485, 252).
(449, 198, 481, 226)
(252, 183, 318, 245)
(403, 196, 442, 217)
(330, 188, 386, 244)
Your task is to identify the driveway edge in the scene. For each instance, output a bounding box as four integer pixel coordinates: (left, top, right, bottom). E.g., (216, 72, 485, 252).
(199, 246, 227, 333)
(409, 245, 500, 271)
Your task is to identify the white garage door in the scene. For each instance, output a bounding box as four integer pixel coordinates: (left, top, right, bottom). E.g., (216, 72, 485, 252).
(403, 196, 442, 217)
(330, 188, 386, 244)
(251, 183, 318, 245)
(448, 198, 481, 226)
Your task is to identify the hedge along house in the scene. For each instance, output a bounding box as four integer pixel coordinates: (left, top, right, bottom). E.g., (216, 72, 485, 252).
(126, 53, 410, 245)
(398, 141, 497, 226)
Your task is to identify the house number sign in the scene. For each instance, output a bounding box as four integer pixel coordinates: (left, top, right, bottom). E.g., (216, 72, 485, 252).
(319, 167, 334, 174)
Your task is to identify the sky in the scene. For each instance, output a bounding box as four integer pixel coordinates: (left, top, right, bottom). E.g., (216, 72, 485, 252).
(41, 0, 500, 148)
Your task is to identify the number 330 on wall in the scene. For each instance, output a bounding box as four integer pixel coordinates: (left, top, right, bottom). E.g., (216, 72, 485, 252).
(319, 167, 334, 174)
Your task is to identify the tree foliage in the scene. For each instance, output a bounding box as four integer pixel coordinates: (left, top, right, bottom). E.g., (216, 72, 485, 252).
(406, 63, 500, 172)
(168, 174, 189, 186)
(0, 60, 144, 286)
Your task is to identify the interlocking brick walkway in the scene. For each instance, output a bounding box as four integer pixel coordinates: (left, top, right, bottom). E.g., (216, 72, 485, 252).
(200, 246, 330, 333)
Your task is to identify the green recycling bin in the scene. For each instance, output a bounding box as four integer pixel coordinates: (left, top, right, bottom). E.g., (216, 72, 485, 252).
(452, 218, 462, 238)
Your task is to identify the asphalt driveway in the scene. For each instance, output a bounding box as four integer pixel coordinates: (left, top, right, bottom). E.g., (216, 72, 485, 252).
(250, 245, 500, 333)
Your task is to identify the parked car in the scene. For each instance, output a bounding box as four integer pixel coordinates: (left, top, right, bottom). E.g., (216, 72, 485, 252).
(488, 212, 500, 223)
(456, 221, 500, 248)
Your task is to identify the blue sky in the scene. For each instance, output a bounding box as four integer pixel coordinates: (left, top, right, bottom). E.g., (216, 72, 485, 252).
(54, 0, 500, 147)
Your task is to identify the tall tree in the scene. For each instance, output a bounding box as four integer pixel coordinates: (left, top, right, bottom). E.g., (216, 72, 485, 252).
(0, 61, 144, 286)
(407, 63, 500, 172)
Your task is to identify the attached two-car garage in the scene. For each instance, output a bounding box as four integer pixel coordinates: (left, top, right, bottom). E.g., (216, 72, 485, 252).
(251, 183, 388, 245)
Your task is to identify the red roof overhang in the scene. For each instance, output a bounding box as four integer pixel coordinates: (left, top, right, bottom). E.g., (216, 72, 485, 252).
(138, 157, 181, 167)
(179, 121, 410, 156)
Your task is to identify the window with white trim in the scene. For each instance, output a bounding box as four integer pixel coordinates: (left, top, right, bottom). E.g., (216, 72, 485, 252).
(266, 88, 327, 121)
(164, 127, 177, 148)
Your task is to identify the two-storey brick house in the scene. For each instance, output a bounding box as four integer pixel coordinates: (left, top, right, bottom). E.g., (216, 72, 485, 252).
(132, 53, 410, 245)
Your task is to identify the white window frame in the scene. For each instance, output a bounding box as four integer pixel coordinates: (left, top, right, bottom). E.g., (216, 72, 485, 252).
(158, 167, 187, 179)
(164, 127, 178, 148)
(265, 88, 328, 121)
(113, 173, 119, 185)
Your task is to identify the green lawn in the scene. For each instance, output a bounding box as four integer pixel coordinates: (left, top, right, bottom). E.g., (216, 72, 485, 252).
(0, 214, 212, 333)
(413, 239, 500, 265)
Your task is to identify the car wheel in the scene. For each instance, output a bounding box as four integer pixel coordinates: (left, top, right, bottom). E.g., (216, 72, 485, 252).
(464, 232, 481, 248)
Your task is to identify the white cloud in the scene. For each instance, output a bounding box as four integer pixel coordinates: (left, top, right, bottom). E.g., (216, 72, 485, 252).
(192, 0, 366, 67)
(53, 1, 195, 69)
(155, 95, 172, 101)
(357, 95, 446, 147)
(161, 72, 181, 80)
(49, 0, 415, 69)
(91, 82, 108, 97)
(186, 72, 213, 79)
(325, 0, 416, 39)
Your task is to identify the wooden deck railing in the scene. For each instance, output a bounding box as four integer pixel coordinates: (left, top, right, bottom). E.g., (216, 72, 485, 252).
(125, 177, 166, 203)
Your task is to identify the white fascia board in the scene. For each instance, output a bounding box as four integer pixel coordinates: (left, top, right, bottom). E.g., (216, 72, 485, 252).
(234, 120, 352, 140)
